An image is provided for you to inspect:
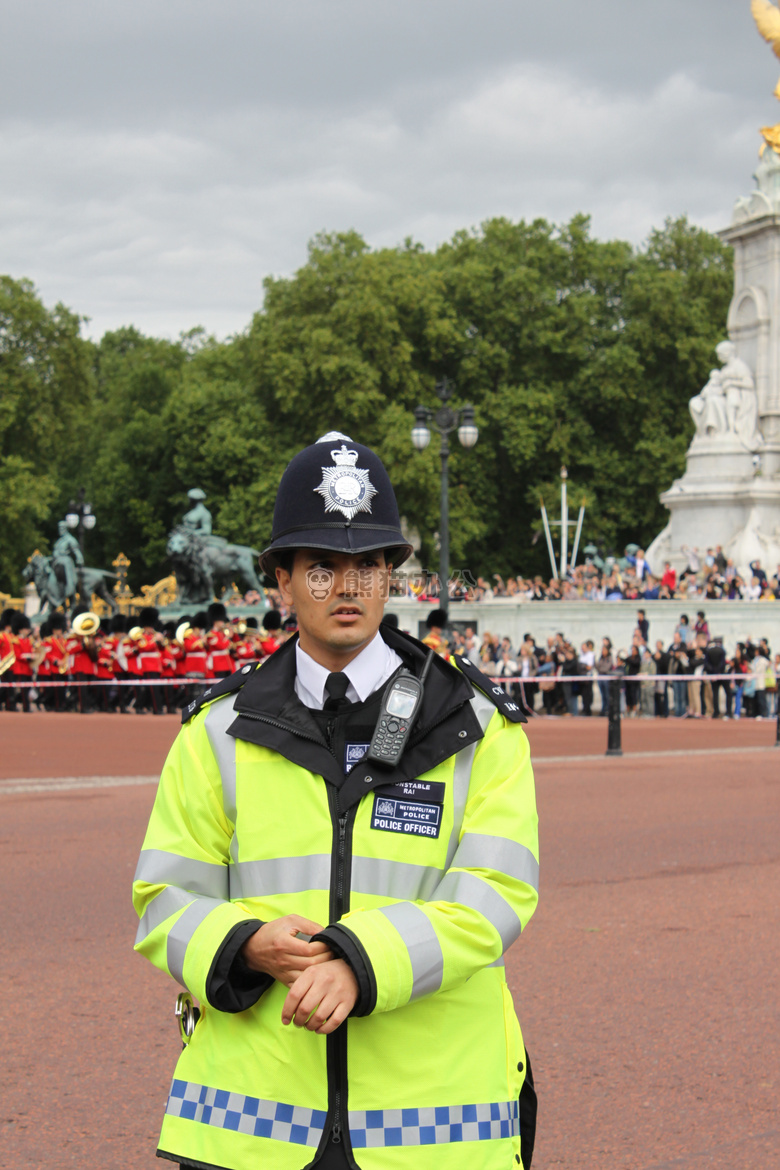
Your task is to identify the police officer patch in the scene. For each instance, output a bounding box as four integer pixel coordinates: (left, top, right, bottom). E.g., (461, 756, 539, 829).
(314, 445, 377, 521)
(370, 792, 442, 838)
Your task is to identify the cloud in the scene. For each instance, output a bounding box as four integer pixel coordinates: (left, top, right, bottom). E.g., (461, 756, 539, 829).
(0, 1, 774, 338)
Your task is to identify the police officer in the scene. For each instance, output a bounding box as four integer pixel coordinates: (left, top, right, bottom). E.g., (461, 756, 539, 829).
(133, 432, 539, 1170)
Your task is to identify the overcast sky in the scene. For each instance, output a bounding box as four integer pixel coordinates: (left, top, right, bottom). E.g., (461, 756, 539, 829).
(1, 0, 776, 339)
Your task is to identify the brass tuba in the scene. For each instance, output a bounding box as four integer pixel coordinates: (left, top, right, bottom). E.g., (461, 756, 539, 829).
(175, 621, 192, 646)
(72, 612, 101, 637)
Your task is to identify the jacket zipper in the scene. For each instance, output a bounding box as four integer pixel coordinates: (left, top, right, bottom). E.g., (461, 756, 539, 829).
(330, 810, 349, 1147)
(327, 784, 355, 1158)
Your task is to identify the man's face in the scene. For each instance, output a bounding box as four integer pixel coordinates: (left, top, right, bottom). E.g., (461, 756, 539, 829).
(276, 548, 390, 668)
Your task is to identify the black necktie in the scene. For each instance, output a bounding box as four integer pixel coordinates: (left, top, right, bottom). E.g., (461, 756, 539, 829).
(323, 671, 351, 712)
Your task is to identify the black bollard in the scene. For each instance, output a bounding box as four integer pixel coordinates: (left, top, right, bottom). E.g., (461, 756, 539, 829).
(606, 676, 623, 757)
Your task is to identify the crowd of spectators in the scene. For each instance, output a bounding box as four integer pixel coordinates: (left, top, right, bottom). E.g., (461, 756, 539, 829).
(420, 609, 780, 721)
(381, 545, 780, 604)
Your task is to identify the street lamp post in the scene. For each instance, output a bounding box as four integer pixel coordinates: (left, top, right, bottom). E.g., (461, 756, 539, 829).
(411, 377, 478, 617)
(65, 486, 97, 553)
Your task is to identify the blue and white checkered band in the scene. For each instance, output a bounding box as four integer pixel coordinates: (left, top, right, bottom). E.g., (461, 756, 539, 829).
(165, 1081, 519, 1150)
(314, 444, 377, 521)
(349, 1100, 520, 1148)
(165, 1080, 327, 1147)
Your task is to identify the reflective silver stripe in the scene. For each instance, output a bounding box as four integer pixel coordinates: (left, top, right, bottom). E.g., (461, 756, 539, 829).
(349, 1099, 519, 1147)
(443, 692, 495, 870)
(135, 885, 194, 945)
(134, 849, 229, 900)
(487, 956, 505, 969)
(351, 856, 444, 902)
(167, 896, 225, 986)
(379, 902, 443, 999)
(205, 696, 239, 864)
(444, 742, 475, 871)
(230, 855, 331, 899)
(433, 871, 522, 951)
(450, 834, 539, 892)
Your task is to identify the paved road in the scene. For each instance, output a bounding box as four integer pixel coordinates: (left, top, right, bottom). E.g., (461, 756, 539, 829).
(1, 713, 777, 1168)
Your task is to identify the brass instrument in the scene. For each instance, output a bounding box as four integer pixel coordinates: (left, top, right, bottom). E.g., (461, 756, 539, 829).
(58, 639, 70, 674)
(175, 621, 192, 646)
(30, 640, 50, 671)
(128, 626, 144, 642)
(0, 650, 15, 676)
(72, 612, 101, 637)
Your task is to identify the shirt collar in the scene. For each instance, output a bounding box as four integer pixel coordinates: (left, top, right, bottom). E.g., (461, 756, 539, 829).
(295, 632, 403, 710)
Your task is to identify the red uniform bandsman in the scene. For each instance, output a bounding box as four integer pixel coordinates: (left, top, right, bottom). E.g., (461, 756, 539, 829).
(161, 624, 178, 680)
(0, 609, 15, 677)
(232, 617, 259, 667)
(40, 614, 69, 710)
(96, 632, 116, 680)
(259, 609, 283, 657)
(136, 606, 165, 714)
(68, 610, 100, 713)
(183, 612, 209, 678)
(67, 628, 97, 677)
(1, 610, 23, 711)
(206, 602, 234, 677)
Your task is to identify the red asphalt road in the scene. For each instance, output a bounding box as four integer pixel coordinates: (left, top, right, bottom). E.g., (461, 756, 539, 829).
(1, 713, 778, 1169)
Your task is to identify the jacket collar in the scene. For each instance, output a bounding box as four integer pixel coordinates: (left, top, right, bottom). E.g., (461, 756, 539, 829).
(233, 626, 474, 732)
(227, 627, 483, 808)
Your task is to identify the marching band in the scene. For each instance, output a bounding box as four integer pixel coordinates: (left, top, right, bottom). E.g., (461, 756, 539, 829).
(0, 602, 290, 713)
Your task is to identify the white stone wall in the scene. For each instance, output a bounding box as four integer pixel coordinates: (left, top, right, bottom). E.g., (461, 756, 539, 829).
(386, 599, 780, 654)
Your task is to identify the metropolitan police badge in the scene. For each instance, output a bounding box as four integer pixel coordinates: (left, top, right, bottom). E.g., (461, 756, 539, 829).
(314, 444, 377, 521)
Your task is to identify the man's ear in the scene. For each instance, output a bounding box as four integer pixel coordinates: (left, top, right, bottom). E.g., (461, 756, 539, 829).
(276, 564, 293, 607)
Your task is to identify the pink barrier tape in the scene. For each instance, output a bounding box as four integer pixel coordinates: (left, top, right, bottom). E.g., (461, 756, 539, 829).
(487, 674, 747, 684)
(0, 678, 207, 688)
(0, 672, 752, 688)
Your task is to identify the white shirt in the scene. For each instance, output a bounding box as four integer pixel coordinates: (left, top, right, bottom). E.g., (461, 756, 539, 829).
(295, 633, 403, 710)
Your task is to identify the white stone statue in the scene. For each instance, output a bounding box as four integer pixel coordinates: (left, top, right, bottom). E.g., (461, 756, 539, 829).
(716, 340, 761, 452)
(688, 340, 761, 451)
(689, 368, 727, 438)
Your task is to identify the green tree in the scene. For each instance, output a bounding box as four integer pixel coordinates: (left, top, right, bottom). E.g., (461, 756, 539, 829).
(1, 215, 733, 594)
(0, 277, 93, 592)
(73, 327, 188, 589)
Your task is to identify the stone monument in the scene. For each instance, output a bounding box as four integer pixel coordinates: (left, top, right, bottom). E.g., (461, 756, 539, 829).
(166, 488, 265, 605)
(647, 4, 780, 578)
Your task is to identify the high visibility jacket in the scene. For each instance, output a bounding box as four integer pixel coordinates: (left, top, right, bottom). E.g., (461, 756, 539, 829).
(133, 631, 539, 1170)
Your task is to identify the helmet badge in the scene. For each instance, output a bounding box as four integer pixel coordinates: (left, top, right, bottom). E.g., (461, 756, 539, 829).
(314, 444, 377, 520)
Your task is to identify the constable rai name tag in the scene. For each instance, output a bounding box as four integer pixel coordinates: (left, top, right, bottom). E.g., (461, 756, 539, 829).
(370, 787, 443, 839)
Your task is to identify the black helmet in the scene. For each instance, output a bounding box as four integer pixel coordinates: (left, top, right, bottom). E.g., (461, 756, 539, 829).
(262, 609, 282, 632)
(139, 606, 159, 627)
(207, 602, 228, 624)
(259, 432, 412, 577)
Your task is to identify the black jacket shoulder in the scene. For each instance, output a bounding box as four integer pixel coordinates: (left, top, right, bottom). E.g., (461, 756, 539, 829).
(452, 653, 528, 723)
(182, 662, 260, 724)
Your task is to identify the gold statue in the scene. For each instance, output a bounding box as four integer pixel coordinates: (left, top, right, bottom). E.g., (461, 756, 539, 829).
(752, 0, 780, 151)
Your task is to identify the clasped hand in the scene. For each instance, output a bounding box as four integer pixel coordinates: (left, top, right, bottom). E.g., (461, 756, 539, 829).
(241, 914, 358, 1035)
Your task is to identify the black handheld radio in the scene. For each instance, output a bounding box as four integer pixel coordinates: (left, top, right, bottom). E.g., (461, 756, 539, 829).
(366, 649, 435, 767)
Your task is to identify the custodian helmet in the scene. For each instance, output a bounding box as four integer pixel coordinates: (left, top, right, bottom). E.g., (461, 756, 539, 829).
(259, 431, 413, 577)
